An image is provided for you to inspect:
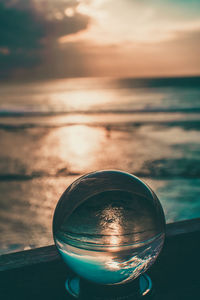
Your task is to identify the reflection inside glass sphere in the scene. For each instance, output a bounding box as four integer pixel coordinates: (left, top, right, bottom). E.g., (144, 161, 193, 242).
(53, 171, 165, 285)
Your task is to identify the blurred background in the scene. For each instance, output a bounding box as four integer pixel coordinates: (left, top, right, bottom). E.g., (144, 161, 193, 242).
(0, 0, 200, 254)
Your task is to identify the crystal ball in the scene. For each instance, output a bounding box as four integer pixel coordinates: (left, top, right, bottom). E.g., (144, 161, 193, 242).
(53, 170, 165, 285)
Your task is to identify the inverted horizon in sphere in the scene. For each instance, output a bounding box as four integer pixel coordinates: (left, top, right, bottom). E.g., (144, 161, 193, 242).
(53, 171, 165, 284)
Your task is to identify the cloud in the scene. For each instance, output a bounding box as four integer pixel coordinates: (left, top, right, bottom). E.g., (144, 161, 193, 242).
(54, 0, 200, 78)
(0, 0, 199, 79)
(64, 29, 200, 78)
(0, 0, 90, 79)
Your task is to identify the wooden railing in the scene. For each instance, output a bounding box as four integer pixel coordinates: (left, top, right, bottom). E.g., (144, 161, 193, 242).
(1, 218, 200, 299)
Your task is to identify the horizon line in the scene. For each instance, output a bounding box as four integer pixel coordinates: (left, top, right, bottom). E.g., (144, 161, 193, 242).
(0, 73, 200, 85)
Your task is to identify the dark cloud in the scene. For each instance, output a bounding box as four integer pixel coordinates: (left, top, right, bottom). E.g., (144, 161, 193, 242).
(0, 0, 90, 79)
(31, 41, 92, 79)
(43, 14, 89, 39)
(0, 2, 44, 76)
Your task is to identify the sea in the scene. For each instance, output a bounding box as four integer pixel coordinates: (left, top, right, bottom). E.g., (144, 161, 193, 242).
(0, 76, 200, 255)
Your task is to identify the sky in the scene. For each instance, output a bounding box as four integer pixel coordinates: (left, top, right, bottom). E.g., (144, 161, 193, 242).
(0, 0, 200, 80)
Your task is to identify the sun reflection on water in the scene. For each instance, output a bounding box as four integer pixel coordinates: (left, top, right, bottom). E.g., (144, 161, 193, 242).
(100, 205, 123, 248)
(54, 125, 105, 172)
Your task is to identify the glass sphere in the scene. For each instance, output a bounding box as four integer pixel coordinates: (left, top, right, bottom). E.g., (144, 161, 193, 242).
(53, 170, 165, 285)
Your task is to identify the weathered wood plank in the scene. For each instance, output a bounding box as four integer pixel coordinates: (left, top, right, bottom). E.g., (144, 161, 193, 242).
(1, 218, 200, 272)
(0, 244, 59, 272)
(166, 217, 200, 237)
(0, 218, 200, 300)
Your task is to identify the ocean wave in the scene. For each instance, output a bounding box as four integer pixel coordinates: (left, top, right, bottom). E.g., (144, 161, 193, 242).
(0, 171, 80, 181)
(1, 107, 200, 117)
(1, 159, 200, 182)
(0, 120, 200, 131)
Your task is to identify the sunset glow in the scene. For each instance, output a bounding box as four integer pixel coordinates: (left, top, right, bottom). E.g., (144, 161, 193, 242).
(0, 0, 200, 79)
(60, 1, 200, 45)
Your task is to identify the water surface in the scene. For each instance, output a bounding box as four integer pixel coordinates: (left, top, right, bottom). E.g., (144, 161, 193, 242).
(0, 76, 200, 254)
